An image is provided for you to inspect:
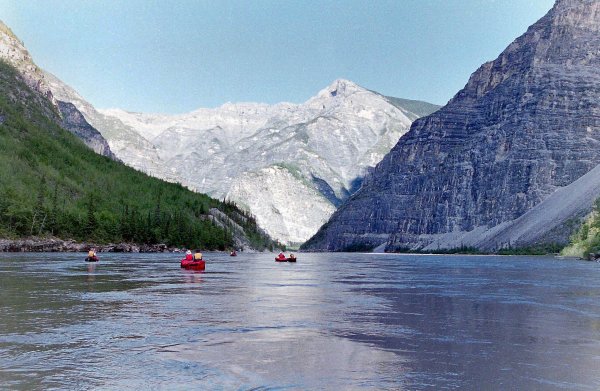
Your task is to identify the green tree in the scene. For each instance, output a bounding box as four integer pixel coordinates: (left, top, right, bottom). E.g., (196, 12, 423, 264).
(84, 193, 97, 237)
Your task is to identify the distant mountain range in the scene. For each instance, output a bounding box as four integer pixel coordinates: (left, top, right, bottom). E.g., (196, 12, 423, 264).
(1, 19, 441, 246)
(303, 0, 600, 252)
(43, 68, 439, 244)
(94, 80, 439, 245)
(0, 20, 279, 251)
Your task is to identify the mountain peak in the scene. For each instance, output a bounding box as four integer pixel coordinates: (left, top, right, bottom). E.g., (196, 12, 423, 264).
(0, 20, 32, 65)
(453, 0, 599, 102)
(318, 79, 366, 99)
(551, 0, 600, 30)
(303, 0, 600, 252)
(305, 79, 372, 110)
(0, 20, 55, 103)
(96, 77, 431, 244)
(0, 20, 20, 43)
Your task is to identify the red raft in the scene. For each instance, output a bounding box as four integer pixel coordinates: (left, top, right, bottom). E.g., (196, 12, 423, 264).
(181, 259, 205, 270)
(275, 256, 297, 262)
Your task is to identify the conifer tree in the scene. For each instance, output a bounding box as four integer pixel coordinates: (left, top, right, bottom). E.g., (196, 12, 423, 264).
(84, 193, 97, 236)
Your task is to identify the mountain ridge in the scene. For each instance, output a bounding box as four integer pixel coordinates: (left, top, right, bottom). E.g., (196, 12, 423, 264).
(303, 0, 600, 252)
(90, 79, 440, 244)
(0, 20, 117, 160)
(0, 19, 440, 245)
(0, 58, 278, 251)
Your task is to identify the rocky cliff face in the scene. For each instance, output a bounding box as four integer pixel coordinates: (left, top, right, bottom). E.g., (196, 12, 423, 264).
(97, 80, 438, 244)
(0, 20, 118, 160)
(0, 21, 54, 104)
(57, 101, 119, 160)
(303, 0, 600, 252)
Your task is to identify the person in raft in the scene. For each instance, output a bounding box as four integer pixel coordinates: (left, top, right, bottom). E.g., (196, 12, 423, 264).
(194, 250, 203, 261)
(184, 250, 193, 262)
(88, 248, 97, 260)
(277, 252, 286, 260)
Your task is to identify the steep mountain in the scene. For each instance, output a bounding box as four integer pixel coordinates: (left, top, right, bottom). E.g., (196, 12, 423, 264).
(0, 58, 277, 251)
(95, 80, 439, 244)
(0, 20, 117, 160)
(0, 21, 53, 103)
(56, 101, 119, 160)
(0, 20, 439, 245)
(43, 71, 163, 173)
(303, 0, 600, 252)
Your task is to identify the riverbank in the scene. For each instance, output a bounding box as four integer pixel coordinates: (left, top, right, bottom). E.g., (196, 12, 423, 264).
(0, 237, 182, 253)
(0, 236, 271, 253)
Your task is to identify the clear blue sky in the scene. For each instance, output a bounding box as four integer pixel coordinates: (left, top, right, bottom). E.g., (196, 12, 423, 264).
(1, 0, 555, 113)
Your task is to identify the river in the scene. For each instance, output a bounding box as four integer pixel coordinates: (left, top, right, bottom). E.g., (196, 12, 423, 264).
(1, 252, 600, 390)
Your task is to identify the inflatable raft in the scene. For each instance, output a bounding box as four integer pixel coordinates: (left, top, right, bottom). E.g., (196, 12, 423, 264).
(181, 259, 205, 270)
(181, 259, 206, 270)
(275, 256, 297, 262)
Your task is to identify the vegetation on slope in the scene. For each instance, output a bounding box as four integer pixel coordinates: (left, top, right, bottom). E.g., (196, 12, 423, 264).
(0, 61, 278, 251)
(383, 96, 441, 118)
(561, 199, 600, 258)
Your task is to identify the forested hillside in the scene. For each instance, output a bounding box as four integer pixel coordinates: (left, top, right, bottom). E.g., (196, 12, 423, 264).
(0, 61, 278, 251)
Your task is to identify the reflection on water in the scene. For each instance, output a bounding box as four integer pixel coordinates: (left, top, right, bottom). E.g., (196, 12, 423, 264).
(163, 329, 402, 390)
(86, 263, 96, 283)
(1, 253, 600, 389)
(181, 270, 204, 284)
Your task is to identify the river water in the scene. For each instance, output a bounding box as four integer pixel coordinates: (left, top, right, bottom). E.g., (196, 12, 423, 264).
(1, 253, 600, 390)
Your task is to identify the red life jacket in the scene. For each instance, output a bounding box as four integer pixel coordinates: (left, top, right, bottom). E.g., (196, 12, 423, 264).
(185, 253, 193, 261)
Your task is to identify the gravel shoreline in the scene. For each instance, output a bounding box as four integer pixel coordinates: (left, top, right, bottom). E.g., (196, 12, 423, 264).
(0, 237, 181, 253)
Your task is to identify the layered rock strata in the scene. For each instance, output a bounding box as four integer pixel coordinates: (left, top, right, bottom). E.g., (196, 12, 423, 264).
(304, 0, 600, 252)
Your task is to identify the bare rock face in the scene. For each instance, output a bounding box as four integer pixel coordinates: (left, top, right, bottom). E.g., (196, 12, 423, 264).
(57, 101, 119, 160)
(304, 0, 600, 252)
(43, 70, 160, 167)
(0, 20, 118, 160)
(0, 21, 54, 104)
(227, 165, 336, 246)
